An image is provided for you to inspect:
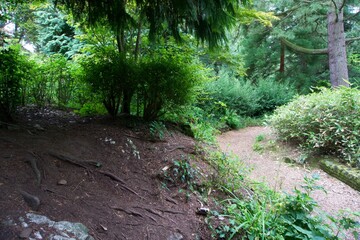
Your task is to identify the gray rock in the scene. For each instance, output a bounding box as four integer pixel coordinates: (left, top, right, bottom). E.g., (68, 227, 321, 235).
(20, 191, 41, 211)
(167, 232, 184, 240)
(34, 124, 45, 131)
(19, 228, 32, 238)
(57, 179, 67, 185)
(26, 213, 94, 240)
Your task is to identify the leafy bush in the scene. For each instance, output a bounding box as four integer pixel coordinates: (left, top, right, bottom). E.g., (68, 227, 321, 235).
(81, 51, 137, 117)
(139, 57, 201, 121)
(204, 71, 296, 117)
(27, 55, 77, 107)
(204, 71, 259, 117)
(255, 78, 296, 115)
(214, 175, 359, 239)
(268, 87, 360, 167)
(75, 102, 107, 116)
(0, 45, 32, 122)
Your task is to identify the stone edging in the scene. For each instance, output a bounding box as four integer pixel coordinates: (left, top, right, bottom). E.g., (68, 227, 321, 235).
(320, 160, 360, 192)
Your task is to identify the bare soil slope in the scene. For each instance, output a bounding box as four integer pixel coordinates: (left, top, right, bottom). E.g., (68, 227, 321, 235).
(0, 107, 211, 240)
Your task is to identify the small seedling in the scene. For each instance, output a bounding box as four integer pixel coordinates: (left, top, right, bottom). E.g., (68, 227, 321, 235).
(149, 121, 167, 140)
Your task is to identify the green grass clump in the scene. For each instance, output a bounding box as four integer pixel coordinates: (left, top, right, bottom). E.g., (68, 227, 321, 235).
(268, 87, 360, 168)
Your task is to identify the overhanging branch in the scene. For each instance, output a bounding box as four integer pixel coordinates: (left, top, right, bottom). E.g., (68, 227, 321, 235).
(280, 37, 360, 55)
(280, 38, 328, 55)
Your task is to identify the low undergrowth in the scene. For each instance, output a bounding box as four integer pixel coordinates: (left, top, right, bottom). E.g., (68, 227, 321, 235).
(268, 87, 360, 168)
(204, 149, 360, 240)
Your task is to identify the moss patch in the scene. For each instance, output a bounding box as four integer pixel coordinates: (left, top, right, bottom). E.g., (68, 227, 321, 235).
(320, 159, 360, 191)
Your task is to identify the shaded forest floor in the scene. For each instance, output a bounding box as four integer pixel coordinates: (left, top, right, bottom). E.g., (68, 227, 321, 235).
(0, 106, 213, 240)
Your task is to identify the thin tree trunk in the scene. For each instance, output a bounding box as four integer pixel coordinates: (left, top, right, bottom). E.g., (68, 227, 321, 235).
(327, 3, 349, 87)
(279, 41, 285, 73)
(134, 19, 142, 61)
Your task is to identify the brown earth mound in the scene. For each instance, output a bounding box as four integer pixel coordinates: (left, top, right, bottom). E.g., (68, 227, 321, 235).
(0, 107, 212, 240)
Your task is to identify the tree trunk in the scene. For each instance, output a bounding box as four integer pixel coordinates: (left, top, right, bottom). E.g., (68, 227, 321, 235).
(121, 90, 133, 115)
(327, 3, 349, 87)
(279, 41, 285, 73)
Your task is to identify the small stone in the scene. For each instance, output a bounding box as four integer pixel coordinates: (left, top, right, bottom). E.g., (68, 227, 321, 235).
(57, 179, 67, 185)
(167, 232, 184, 240)
(34, 231, 43, 239)
(19, 228, 32, 238)
(34, 124, 45, 131)
(20, 191, 41, 211)
(196, 207, 210, 216)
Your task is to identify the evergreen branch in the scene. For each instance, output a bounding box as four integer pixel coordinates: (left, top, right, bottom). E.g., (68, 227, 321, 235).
(345, 10, 360, 21)
(346, 36, 360, 44)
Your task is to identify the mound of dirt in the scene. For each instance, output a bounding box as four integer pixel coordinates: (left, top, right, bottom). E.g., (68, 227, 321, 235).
(0, 107, 212, 240)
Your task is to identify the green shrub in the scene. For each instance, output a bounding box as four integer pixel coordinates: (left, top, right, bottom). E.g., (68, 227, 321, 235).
(0, 46, 32, 122)
(268, 87, 360, 167)
(26, 55, 77, 107)
(255, 78, 296, 115)
(204, 71, 296, 117)
(75, 102, 107, 116)
(81, 51, 137, 117)
(212, 175, 360, 240)
(139, 58, 200, 120)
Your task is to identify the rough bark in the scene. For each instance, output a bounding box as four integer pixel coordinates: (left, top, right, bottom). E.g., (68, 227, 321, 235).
(327, 3, 349, 87)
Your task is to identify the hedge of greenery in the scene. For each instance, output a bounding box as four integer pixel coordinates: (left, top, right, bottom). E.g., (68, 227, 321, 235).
(268, 87, 360, 168)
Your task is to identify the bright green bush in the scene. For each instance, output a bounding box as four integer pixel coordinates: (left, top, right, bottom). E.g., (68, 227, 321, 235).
(81, 51, 137, 117)
(268, 87, 360, 167)
(0, 46, 32, 122)
(139, 58, 201, 121)
(27, 54, 77, 107)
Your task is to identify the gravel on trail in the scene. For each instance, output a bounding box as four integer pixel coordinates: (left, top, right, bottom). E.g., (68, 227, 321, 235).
(217, 126, 360, 226)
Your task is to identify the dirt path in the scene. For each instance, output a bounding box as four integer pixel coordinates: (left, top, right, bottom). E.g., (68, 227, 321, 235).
(217, 126, 360, 221)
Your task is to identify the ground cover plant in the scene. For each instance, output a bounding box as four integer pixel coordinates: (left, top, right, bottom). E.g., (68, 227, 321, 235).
(268, 87, 360, 168)
(204, 150, 360, 240)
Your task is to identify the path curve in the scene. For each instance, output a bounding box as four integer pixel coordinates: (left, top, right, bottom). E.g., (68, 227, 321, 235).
(217, 126, 360, 229)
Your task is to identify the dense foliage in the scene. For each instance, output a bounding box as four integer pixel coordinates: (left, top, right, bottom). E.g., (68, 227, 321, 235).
(241, 0, 360, 91)
(34, 7, 83, 58)
(140, 58, 200, 120)
(0, 45, 32, 122)
(203, 71, 296, 117)
(269, 87, 360, 167)
(81, 51, 137, 117)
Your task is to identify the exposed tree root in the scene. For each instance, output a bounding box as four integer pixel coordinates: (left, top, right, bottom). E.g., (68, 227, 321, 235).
(48, 152, 88, 169)
(165, 196, 178, 205)
(167, 146, 186, 152)
(26, 151, 42, 186)
(110, 206, 143, 218)
(97, 170, 143, 199)
(48, 151, 142, 198)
